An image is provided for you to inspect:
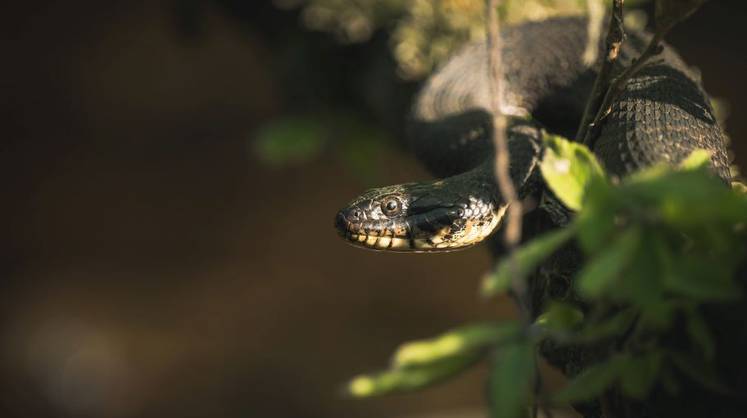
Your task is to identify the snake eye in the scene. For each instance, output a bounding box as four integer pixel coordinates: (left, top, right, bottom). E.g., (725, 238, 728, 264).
(381, 197, 402, 216)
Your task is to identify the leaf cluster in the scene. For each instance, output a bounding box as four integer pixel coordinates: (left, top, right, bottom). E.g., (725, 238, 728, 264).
(483, 138, 746, 409)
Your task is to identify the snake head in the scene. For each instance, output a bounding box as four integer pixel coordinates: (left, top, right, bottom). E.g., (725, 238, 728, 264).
(334, 175, 504, 252)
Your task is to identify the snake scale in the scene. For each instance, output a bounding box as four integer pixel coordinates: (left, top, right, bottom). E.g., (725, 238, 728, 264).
(335, 17, 731, 252)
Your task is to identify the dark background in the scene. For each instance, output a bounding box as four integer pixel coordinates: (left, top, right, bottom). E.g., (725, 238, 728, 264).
(1, 1, 745, 417)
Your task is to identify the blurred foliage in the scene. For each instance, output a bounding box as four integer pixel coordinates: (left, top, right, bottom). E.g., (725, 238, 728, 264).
(289, 0, 650, 78)
(253, 116, 327, 165)
(253, 0, 651, 186)
(294, 0, 595, 78)
(252, 112, 388, 183)
(252, 0, 655, 179)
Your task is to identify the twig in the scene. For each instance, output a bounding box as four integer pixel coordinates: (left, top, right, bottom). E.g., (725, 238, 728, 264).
(582, 31, 665, 148)
(575, 0, 625, 144)
(486, 2, 543, 417)
(486, 0, 526, 314)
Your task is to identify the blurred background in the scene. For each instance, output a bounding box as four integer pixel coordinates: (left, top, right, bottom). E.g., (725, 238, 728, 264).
(1, 1, 745, 417)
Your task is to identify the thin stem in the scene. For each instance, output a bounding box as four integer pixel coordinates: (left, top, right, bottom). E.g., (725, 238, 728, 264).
(582, 31, 665, 148)
(487, 2, 540, 417)
(575, 0, 625, 144)
(486, 0, 527, 317)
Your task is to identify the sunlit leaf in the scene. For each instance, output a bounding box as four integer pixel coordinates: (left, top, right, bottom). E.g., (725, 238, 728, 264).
(489, 341, 535, 418)
(347, 353, 481, 398)
(678, 149, 712, 171)
(536, 302, 585, 332)
(393, 322, 521, 368)
(540, 133, 606, 211)
(482, 225, 577, 296)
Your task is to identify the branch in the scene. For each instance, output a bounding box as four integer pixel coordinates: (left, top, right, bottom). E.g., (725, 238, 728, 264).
(579, 0, 708, 148)
(486, 1, 524, 300)
(486, 2, 542, 417)
(582, 30, 665, 148)
(575, 0, 625, 144)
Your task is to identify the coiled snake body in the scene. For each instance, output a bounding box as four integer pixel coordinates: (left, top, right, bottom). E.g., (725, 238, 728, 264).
(335, 17, 731, 252)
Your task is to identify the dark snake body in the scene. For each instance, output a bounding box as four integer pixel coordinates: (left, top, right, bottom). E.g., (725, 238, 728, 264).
(335, 17, 731, 252)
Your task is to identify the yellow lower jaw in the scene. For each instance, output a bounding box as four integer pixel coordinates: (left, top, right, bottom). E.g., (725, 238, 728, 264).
(348, 233, 412, 250)
(345, 205, 505, 252)
(346, 232, 479, 252)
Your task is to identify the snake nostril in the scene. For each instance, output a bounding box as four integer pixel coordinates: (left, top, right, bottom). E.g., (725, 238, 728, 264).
(335, 211, 348, 232)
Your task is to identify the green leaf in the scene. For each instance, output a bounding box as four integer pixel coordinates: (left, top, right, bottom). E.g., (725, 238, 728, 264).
(678, 149, 712, 171)
(347, 353, 481, 398)
(639, 301, 677, 331)
(393, 322, 521, 368)
(622, 169, 747, 229)
(253, 116, 327, 165)
(620, 351, 663, 399)
(576, 308, 637, 343)
(577, 227, 642, 298)
(536, 302, 585, 332)
(489, 341, 536, 418)
(575, 175, 620, 254)
(668, 350, 731, 395)
(614, 234, 666, 308)
(482, 225, 577, 296)
(552, 354, 630, 403)
(665, 257, 742, 302)
(684, 308, 716, 361)
(540, 133, 606, 211)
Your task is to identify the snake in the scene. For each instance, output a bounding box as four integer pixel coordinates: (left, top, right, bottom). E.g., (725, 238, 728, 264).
(334, 17, 731, 252)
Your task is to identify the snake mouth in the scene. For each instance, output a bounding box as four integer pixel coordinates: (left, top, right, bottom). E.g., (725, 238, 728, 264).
(341, 230, 419, 251)
(334, 211, 416, 251)
(334, 206, 505, 252)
